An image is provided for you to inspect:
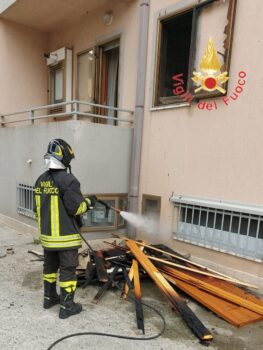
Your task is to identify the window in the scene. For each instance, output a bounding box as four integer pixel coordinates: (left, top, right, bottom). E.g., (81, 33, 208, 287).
(81, 194, 127, 231)
(142, 194, 161, 219)
(17, 184, 35, 218)
(171, 195, 263, 261)
(157, 11, 193, 105)
(49, 62, 64, 103)
(49, 62, 65, 114)
(154, 0, 237, 106)
(77, 49, 96, 112)
(77, 39, 120, 124)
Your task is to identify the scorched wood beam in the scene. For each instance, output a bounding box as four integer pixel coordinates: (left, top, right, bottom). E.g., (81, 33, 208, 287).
(126, 240, 213, 341)
(133, 259, 145, 333)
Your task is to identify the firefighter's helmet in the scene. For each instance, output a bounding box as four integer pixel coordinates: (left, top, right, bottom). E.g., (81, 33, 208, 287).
(46, 139, 75, 168)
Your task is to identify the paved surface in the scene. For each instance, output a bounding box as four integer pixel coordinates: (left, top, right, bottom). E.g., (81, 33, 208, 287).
(1, 220, 263, 350)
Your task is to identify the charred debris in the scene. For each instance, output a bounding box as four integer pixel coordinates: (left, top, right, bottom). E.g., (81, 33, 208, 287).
(76, 236, 263, 344)
(29, 236, 263, 345)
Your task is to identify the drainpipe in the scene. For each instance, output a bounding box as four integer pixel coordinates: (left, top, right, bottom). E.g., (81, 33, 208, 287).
(128, 0, 150, 238)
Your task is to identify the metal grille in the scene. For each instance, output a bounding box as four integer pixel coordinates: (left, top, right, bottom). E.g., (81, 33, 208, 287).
(174, 203, 263, 261)
(17, 184, 35, 218)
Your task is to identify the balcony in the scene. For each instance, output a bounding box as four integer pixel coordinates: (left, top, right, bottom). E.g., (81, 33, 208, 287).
(0, 100, 134, 224)
(0, 100, 134, 127)
(0, 0, 118, 32)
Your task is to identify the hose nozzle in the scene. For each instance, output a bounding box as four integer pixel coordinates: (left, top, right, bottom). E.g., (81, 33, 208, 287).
(97, 199, 121, 215)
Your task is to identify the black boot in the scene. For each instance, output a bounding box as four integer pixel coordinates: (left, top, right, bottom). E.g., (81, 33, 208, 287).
(43, 281, 60, 309)
(59, 287, 82, 319)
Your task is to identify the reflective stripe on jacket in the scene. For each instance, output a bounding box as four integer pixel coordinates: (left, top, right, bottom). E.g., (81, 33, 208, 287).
(34, 169, 86, 250)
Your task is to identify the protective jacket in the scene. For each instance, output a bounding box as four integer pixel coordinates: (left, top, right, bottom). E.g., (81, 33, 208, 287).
(34, 169, 88, 250)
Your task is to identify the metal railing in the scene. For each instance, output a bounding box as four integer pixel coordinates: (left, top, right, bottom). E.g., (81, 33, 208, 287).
(1, 100, 134, 127)
(174, 202, 263, 262)
(17, 184, 35, 219)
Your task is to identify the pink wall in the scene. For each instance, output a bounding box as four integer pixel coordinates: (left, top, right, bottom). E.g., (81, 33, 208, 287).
(48, 0, 139, 112)
(140, 0, 263, 222)
(136, 0, 263, 285)
(0, 19, 48, 115)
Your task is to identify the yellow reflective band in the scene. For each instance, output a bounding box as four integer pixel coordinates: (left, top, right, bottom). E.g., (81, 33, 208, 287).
(75, 201, 87, 215)
(40, 234, 82, 249)
(53, 146, 62, 157)
(43, 273, 57, 283)
(41, 241, 82, 249)
(40, 239, 82, 249)
(50, 195, 60, 237)
(35, 195, 41, 232)
(85, 198, 91, 207)
(60, 280, 77, 293)
(40, 234, 81, 242)
(67, 146, 74, 156)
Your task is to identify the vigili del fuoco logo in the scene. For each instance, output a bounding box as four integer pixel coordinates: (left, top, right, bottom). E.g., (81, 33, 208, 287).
(172, 38, 246, 110)
(192, 38, 229, 94)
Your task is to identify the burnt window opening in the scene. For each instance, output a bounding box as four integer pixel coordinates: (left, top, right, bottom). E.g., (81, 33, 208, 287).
(154, 0, 237, 107)
(157, 10, 193, 102)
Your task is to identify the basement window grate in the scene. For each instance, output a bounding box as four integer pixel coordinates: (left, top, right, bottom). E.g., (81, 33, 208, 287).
(172, 197, 263, 262)
(17, 184, 35, 218)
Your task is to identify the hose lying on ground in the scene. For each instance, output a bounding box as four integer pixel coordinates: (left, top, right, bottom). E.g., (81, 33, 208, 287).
(46, 284, 166, 350)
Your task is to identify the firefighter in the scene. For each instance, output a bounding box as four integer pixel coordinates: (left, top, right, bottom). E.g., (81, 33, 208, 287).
(34, 138, 97, 319)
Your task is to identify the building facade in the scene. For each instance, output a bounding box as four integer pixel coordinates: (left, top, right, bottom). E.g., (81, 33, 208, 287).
(1, 0, 263, 288)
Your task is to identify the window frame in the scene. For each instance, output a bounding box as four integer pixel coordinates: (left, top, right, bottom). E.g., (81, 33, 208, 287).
(76, 47, 96, 106)
(80, 193, 128, 232)
(171, 195, 263, 262)
(142, 194, 161, 218)
(49, 61, 65, 105)
(76, 38, 120, 124)
(152, 0, 237, 107)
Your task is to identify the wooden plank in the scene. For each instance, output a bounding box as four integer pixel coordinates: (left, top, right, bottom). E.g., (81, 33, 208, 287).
(159, 265, 263, 316)
(122, 260, 136, 300)
(133, 260, 145, 333)
(80, 234, 108, 282)
(127, 240, 213, 341)
(118, 237, 256, 288)
(162, 273, 263, 327)
(187, 270, 263, 309)
(28, 250, 44, 257)
(121, 241, 146, 300)
(93, 250, 109, 282)
(148, 256, 257, 289)
(92, 265, 119, 304)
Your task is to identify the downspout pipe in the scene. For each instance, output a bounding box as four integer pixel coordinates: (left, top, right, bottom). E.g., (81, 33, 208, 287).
(128, 0, 150, 238)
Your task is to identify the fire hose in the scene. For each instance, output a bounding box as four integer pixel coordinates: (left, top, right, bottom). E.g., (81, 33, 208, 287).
(46, 199, 166, 349)
(46, 284, 166, 349)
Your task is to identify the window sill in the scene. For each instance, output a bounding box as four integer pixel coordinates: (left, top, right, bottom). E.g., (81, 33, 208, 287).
(150, 102, 190, 112)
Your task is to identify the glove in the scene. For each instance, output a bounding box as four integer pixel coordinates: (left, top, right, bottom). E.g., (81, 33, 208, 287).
(86, 194, 98, 208)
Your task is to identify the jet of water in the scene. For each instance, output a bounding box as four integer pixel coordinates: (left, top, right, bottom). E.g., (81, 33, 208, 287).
(120, 211, 159, 235)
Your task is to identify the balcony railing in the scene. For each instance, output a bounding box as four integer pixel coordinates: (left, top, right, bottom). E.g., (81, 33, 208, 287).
(0, 100, 134, 127)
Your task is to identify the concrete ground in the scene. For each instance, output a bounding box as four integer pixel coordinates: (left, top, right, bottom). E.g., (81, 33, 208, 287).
(1, 221, 263, 350)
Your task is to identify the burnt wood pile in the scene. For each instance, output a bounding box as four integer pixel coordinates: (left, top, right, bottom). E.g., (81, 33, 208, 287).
(76, 237, 263, 344)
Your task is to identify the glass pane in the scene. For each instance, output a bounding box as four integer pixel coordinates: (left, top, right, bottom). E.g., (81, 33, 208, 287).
(82, 199, 116, 228)
(77, 50, 95, 112)
(55, 69, 63, 101)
